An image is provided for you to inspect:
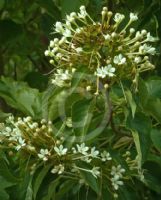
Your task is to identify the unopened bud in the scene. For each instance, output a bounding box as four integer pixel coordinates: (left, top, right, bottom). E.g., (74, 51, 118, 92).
(86, 86, 91, 91)
(49, 60, 54, 65)
(108, 11, 113, 17)
(104, 84, 109, 89)
(56, 140, 61, 145)
(103, 7, 108, 11)
(8, 151, 14, 156)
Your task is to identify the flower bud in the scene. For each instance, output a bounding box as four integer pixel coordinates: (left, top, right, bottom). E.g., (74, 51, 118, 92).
(104, 84, 109, 89)
(86, 86, 91, 91)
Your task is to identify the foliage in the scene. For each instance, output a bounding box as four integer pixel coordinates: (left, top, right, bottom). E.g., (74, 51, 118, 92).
(0, 0, 161, 200)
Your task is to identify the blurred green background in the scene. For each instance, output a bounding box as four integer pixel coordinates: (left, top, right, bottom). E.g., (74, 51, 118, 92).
(0, 0, 161, 114)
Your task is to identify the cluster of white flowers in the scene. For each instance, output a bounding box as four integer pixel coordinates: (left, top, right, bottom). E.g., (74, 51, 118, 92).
(0, 116, 53, 152)
(45, 5, 157, 93)
(51, 69, 73, 87)
(71, 143, 112, 165)
(111, 165, 125, 190)
(0, 116, 130, 196)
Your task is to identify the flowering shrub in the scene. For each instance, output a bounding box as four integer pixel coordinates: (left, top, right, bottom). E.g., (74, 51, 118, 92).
(0, 4, 161, 200)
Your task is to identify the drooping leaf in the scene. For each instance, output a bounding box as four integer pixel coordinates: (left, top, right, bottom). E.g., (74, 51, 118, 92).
(79, 170, 100, 194)
(25, 178, 33, 200)
(126, 112, 152, 164)
(72, 98, 95, 140)
(125, 90, 136, 118)
(0, 77, 42, 118)
(41, 178, 60, 200)
(33, 165, 52, 200)
(138, 78, 161, 123)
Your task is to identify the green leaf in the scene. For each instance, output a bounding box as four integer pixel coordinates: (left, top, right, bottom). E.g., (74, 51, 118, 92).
(25, 178, 33, 200)
(145, 98, 161, 123)
(146, 78, 161, 98)
(0, 176, 17, 200)
(0, 189, 9, 200)
(41, 178, 60, 200)
(143, 161, 161, 193)
(138, 78, 161, 123)
(125, 90, 136, 118)
(126, 112, 152, 164)
(72, 98, 95, 140)
(33, 165, 51, 200)
(55, 180, 76, 199)
(151, 129, 161, 151)
(79, 170, 100, 194)
(0, 20, 22, 45)
(0, 159, 19, 183)
(0, 77, 42, 118)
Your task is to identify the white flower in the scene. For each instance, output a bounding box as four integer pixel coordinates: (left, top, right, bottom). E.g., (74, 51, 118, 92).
(66, 15, 75, 23)
(63, 29, 72, 37)
(111, 165, 125, 178)
(134, 56, 142, 63)
(96, 64, 115, 78)
(90, 147, 99, 158)
(111, 175, 124, 190)
(130, 13, 138, 21)
(15, 137, 26, 151)
(146, 32, 158, 42)
(54, 144, 68, 156)
(114, 13, 125, 23)
(9, 128, 21, 141)
(101, 151, 112, 162)
(51, 164, 65, 174)
(51, 69, 72, 87)
(38, 149, 50, 161)
(78, 6, 87, 19)
(96, 67, 106, 78)
(139, 44, 156, 55)
(104, 65, 116, 77)
(113, 54, 126, 65)
(91, 167, 100, 178)
(76, 143, 89, 155)
(55, 22, 64, 33)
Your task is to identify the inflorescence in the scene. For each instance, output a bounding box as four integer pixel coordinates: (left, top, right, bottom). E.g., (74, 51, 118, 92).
(45, 6, 157, 93)
(0, 115, 140, 194)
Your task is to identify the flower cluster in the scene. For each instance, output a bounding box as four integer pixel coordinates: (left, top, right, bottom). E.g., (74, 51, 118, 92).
(45, 6, 157, 93)
(0, 116, 129, 193)
(111, 165, 125, 190)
